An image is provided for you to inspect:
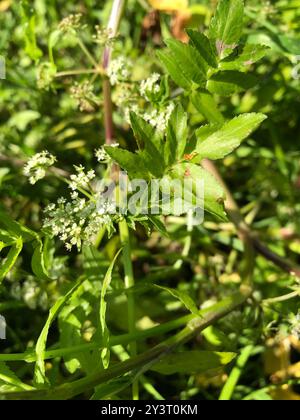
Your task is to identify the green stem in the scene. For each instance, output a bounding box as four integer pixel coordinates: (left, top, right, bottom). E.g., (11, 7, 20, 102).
(55, 69, 100, 78)
(1, 291, 249, 400)
(119, 218, 139, 399)
(219, 345, 254, 401)
(77, 38, 98, 68)
(0, 313, 194, 363)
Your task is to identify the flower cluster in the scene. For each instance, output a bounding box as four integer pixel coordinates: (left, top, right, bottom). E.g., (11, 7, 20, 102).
(95, 143, 119, 163)
(289, 311, 300, 338)
(58, 14, 83, 34)
(107, 56, 131, 86)
(44, 193, 116, 251)
(24, 151, 57, 185)
(70, 81, 98, 112)
(143, 102, 175, 132)
(37, 62, 57, 90)
(93, 26, 115, 46)
(11, 278, 48, 311)
(140, 73, 161, 100)
(69, 165, 95, 191)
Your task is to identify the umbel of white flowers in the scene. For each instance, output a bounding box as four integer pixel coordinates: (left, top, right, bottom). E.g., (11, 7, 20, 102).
(23, 151, 57, 185)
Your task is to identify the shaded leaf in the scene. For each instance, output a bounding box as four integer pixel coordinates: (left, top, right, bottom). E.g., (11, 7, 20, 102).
(151, 351, 236, 375)
(207, 71, 257, 96)
(165, 104, 188, 166)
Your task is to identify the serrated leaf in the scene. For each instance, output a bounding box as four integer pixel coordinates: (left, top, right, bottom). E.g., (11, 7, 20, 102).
(194, 113, 267, 161)
(209, 0, 244, 56)
(139, 139, 166, 178)
(151, 351, 236, 375)
(219, 44, 269, 71)
(165, 104, 188, 166)
(130, 112, 163, 152)
(191, 90, 225, 125)
(207, 71, 257, 96)
(187, 29, 218, 68)
(157, 50, 191, 90)
(105, 147, 150, 179)
(170, 163, 226, 220)
(100, 250, 122, 369)
(165, 39, 207, 85)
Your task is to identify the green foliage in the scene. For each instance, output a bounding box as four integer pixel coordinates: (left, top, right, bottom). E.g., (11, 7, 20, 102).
(0, 0, 300, 402)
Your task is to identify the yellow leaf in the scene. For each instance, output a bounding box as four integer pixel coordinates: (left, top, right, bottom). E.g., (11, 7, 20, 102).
(148, 0, 189, 12)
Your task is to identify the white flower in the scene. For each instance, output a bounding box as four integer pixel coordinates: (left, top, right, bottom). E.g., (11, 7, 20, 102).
(95, 147, 108, 162)
(43, 189, 117, 251)
(143, 102, 175, 132)
(69, 165, 95, 191)
(289, 311, 300, 338)
(95, 143, 119, 162)
(140, 73, 161, 100)
(24, 151, 57, 184)
(107, 56, 131, 86)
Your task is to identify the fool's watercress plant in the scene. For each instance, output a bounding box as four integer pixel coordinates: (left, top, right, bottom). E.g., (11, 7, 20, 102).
(3, 0, 300, 401)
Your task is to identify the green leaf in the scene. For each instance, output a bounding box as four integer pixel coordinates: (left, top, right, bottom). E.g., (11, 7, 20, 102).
(165, 39, 207, 85)
(219, 44, 269, 71)
(186, 29, 218, 68)
(0, 362, 34, 392)
(100, 250, 122, 369)
(151, 351, 236, 375)
(170, 163, 226, 220)
(91, 376, 135, 400)
(20, 1, 42, 61)
(207, 71, 257, 96)
(278, 35, 300, 54)
(130, 112, 163, 152)
(140, 143, 165, 179)
(105, 147, 150, 179)
(31, 240, 51, 281)
(0, 237, 23, 284)
(48, 30, 61, 64)
(34, 277, 86, 386)
(157, 50, 191, 90)
(209, 0, 244, 56)
(191, 91, 225, 125)
(0, 209, 39, 243)
(165, 104, 188, 166)
(155, 285, 198, 314)
(194, 113, 267, 161)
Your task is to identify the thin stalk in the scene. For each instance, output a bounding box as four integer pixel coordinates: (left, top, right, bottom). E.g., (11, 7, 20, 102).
(55, 69, 100, 78)
(0, 313, 194, 363)
(102, 0, 126, 145)
(77, 38, 98, 68)
(219, 345, 254, 400)
(263, 289, 300, 305)
(1, 291, 250, 400)
(119, 218, 139, 400)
